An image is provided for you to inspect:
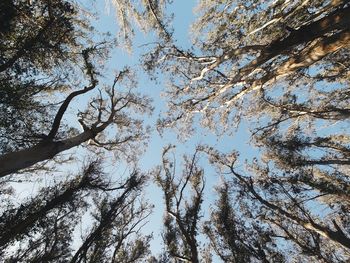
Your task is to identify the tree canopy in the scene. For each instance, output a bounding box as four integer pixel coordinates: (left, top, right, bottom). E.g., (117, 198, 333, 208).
(0, 0, 349, 262)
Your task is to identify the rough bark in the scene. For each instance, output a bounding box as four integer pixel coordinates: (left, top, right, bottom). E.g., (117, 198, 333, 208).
(0, 50, 105, 177)
(240, 3, 350, 78)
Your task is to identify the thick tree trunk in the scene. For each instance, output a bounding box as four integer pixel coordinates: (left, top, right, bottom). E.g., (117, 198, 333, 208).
(0, 129, 96, 177)
(266, 4, 350, 56)
(226, 29, 350, 105)
(239, 4, 350, 79)
(275, 30, 350, 76)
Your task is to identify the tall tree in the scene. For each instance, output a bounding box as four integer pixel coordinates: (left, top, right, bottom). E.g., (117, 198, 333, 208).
(155, 147, 288, 262)
(154, 0, 350, 133)
(203, 181, 285, 263)
(204, 147, 350, 262)
(1, 161, 152, 262)
(146, 1, 350, 261)
(70, 171, 151, 263)
(0, 0, 87, 153)
(0, 1, 156, 261)
(0, 59, 151, 177)
(0, 0, 153, 177)
(0, 160, 102, 249)
(155, 146, 205, 263)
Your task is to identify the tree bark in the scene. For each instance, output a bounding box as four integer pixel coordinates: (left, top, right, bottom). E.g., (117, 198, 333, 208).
(238, 4, 350, 81)
(0, 129, 97, 177)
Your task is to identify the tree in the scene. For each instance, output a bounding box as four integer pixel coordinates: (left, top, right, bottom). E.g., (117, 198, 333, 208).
(154, 0, 350, 134)
(146, 1, 350, 261)
(0, 160, 106, 249)
(0, 59, 151, 177)
(2, 0, 350, 262)
(155, 146, 204, 263)
(203, 147, 350, 262)
(203, 182, 284, 263)
(0, 0, 156, 261)
(155, 146, 290, 262)
(70, 171, 152, 263)
(1, 160, 152, 262)
(0, 0, 172, 161)
(0, 0, 87, 153)
(4, 205, 77, 262)
(0, 0, 153, 177)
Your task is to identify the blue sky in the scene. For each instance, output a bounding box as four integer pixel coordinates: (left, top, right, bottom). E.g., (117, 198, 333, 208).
(5, 1, 350, 261)
(5, 1, 259, 258)
(76, 0, 258, 256)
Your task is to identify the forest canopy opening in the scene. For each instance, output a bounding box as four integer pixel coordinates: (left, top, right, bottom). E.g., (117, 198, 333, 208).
(0, 0, 349, 262)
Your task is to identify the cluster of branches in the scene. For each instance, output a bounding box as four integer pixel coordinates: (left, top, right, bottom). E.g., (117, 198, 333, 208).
(145, 0, 350, 262)
(1, 0, 350, 262)
(154, 145, 350, 262)
(0, 0, 161, 261)
(1, 160, 151, 262)
(151, 0, 350, 132)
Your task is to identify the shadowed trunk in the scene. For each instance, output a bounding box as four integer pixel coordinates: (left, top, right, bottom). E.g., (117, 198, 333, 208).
(0, 129, 99, 177)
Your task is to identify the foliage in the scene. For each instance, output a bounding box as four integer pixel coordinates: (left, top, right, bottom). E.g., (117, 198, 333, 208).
(0, 0, 152, 178)
(0, 0, 88, 152)
(1, 0, 350, 262)
(146, 0, 350, 261)
(110, 0, 172, 51)
(1, 160, 152, 262)
(155, 146, 204, 263)
(0, 0, 155, 261)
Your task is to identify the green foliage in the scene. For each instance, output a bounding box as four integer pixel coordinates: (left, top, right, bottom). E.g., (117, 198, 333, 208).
(0, 0, 87, 152)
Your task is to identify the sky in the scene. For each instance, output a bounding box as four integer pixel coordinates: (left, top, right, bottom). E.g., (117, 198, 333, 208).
(4, 1, 259, 258)
(4, 1, 350, 261)
(0, 0, 261, 258)
(83, 0, 259, 255)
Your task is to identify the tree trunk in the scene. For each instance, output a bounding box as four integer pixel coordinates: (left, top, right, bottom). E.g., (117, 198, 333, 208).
(0, 129, 96, 177)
